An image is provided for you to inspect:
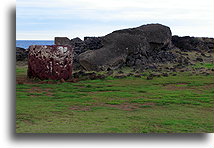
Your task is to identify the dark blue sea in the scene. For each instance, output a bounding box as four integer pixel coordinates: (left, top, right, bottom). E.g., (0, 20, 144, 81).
(16, 40, 54, 49)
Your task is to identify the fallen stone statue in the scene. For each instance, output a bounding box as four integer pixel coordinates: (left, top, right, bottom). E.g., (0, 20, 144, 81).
(55, 24, 173, 71)
(78, 24, 173, 71)
(27, 45, 74, 80)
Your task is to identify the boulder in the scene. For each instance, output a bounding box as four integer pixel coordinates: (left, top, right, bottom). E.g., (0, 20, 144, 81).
(202, 37, 214, 50)
(16, 47, 28, 61)
(79, 24, 172, 71)
(54, 37, 105, 70)
(79, 33, 149, 71)
(55, 37, 71, 45)
(84, 37, 104, 50)
(70, 37, 83, 45)
(112, 23, 172, 50)
(27, 45, 73, 80)
(172, 36, 214, 51)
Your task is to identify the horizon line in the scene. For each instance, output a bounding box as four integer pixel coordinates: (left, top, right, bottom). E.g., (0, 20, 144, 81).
(16, 35, 214, 41)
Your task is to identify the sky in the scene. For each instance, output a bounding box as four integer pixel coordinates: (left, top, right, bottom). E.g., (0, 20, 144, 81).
(16, 0, 214, 40)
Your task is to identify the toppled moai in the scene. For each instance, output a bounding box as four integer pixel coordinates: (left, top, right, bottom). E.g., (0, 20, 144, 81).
(27, 45, 74, 80)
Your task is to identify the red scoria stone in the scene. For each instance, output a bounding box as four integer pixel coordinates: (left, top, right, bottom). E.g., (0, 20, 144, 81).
(27, 45, 74, 80)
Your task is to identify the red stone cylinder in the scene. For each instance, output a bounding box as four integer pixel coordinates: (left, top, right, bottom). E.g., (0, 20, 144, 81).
(27, 45, 73, 80)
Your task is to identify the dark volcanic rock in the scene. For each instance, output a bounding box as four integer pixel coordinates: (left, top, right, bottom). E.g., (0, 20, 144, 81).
(72, 70, 107, 80)
(27, 45, 74, 80)
(112, 23, 172, 51)
(79, 33, 148, 71)
(162, 73, 169, 77)
(55, 37, 104, 70)
(70, 37, 82, 45)
(55, 24, 214, 72)
(114, 74, 127, 79)
(70, 37, 86, 54)
(16, 47, 28, 61)
(172, 36, 214, 51)
(55, 37, 71, 45)
(146, 74, 153, 80)
(196, 57, 203, 62)
(79, 24, 172, 71)
(84, 37, 104, 50)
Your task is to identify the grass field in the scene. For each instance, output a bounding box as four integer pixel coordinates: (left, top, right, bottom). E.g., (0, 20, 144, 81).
(16, 65, 214, 133)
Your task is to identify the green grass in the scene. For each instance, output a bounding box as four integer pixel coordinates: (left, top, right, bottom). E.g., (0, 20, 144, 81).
(16, 66, 214, 133)
(193, 63, 214, 69)
(16, 66, 27, 76)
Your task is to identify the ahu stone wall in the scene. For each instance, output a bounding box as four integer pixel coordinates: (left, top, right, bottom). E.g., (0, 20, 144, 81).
(27, 45, 74, 80)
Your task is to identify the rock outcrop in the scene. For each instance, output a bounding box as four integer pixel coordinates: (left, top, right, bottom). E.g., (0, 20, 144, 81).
(27, 45, 73, 80)
(172, 36, 214, 52)
(84, 37, 103, 50)
(55, 37, 71, 45)
(79, 24, 172, 71)
(16, 47, 28, 61)
(54, 24, 214, 72)
(55, 36, 103, 70)
(112, 23, 172, 51)
(79, 33, 149, 71)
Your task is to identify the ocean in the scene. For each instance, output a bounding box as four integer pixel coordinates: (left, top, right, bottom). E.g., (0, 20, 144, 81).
(16, 40, 54, 49)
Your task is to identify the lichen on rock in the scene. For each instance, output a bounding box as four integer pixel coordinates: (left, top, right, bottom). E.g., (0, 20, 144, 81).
(27, 45, 74, 80)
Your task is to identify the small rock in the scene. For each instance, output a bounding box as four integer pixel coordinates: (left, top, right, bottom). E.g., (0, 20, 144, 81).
(146, 76, 153, 80)
(97, 74, 106, 79)
(73, 72, 79, 78)
(150, 73, 161, 77)
(134, 74, 141, 77)
(196, 57, 203, 62)
(127, 73, 134, 76)
(202, 72, 210, 76)
(172, 73, 177, 76)
(146, 74, 153, 80)
(60, 78, 66, 83)
(135, 59, 142, 66)
(89, 74, 97, 80)
(106, 70, 114, 76)
(200, 52, 206, 57)
(77, 70, 86, 76)
(16, 47, 28, 61)
(118, 71, 124, 74)
(107, 68, 112, 71)
(162, 73, 169, 77)
(114, 75, 127, 79)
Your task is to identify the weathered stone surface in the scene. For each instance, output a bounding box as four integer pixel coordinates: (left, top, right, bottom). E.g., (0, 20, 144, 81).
(84, 37, 104, 50)
(27, 45, 73, 80)
(70, 37, 83, 45)
(16, 47, 28, 61)
(79, 33, 149, 71)
(54, 36, 104, 70)
(79, 24, 172, 71)
(55, 24, 214, 72)
(55, 37, 71, 45)
(112, 23, 172, 51)
(202, 37, 214, 50)
(172, 36, 214, 51)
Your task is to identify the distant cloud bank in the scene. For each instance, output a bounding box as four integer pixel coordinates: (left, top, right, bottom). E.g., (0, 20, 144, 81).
(16, 0, 214, 40)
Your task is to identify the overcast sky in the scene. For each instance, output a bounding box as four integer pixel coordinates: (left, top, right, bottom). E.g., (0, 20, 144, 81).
(16, 0, 214, 40)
